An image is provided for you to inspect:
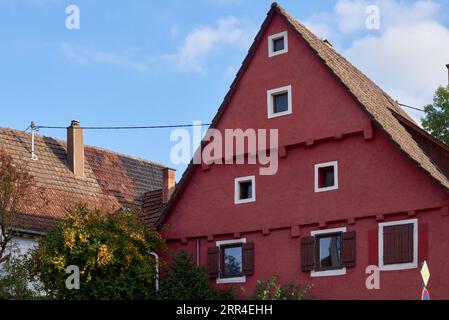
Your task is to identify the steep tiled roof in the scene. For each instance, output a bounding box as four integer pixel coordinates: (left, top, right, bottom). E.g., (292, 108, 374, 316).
(0, 127, 168, 232)
(158, 3, 449, 226)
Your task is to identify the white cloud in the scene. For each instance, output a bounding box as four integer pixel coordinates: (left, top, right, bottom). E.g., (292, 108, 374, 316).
(60, 43, 152, 72)
(303, 0, 449, 122)
(168, 16, 253, 72)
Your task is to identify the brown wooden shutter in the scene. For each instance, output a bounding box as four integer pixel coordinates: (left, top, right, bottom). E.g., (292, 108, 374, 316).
(207, 247, 220, 279)
(301, 236, 315, 272)
(383, 223, 414, 265)
(341, 231, 356, 268)
(242, 242, 255, 276)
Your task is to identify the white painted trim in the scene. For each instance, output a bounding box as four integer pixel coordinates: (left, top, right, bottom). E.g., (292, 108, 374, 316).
(311, 268, 347, 278)
(314, 161, 339, 193)
(216, 238, 247, 284)
(268, 31, 288, 57)
(267, 85, 292, 119)
(311, 227, 347, 236)
(216, 238, 247, 247)
(217, 276, 247, 284)
(234, 176, 256, 205)
(310, 227, 347, 278)
(378, 219, 418, 271)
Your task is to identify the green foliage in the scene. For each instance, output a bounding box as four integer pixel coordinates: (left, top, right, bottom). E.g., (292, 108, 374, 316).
(158, 251, 234, 300)
(251, 276, 312, 300)
(30, 205, 165, 300)
(422, 86, 449, 145)
(0, 254, 43, 300)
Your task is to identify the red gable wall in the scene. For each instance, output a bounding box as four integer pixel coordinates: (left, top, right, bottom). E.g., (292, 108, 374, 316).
(163, 12, 449, 299)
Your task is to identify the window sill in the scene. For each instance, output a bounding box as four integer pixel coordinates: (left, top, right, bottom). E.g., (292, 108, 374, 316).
(311, 268, 347, 278)
(216, 276, 247, 284)
(315, 185, 338, 193)
(267, 110, 292, 119)
(234, 198, 256, 205)
(379, 262, 418, 271)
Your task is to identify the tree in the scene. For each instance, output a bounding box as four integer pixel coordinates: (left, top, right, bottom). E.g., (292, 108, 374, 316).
(158, 251, 234, 300)
(30, 205, 165, 300)
(422, 86, 449, 145)
(0, 149, 46, 268)
(251, 275, 312, 300)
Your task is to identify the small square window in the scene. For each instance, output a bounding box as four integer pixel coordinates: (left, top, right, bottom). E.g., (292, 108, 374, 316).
(273, 93, 289, 113)
(317, 234, 342, 271)
(319, 166, 335, 188)
(239, 181, 252, 200)
(273, 37, 284, 52)
(267, 85, 292, 118)
(234, 176, 256, 204)
(268, 31, 288, 57)
(222, 245, 243, 278)
(314, 161, 338, 192)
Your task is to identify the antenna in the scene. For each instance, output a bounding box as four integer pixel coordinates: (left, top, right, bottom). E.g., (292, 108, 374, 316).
(30, 121, 38, 161)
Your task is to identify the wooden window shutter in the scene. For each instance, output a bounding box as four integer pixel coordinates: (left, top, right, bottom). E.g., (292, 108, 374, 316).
(242, 242, 255, 276)
(341, 231, 356, 268)
(383, 224, 414, 265)
(301, 236, 315, 272)
(207, 247, 220, 279)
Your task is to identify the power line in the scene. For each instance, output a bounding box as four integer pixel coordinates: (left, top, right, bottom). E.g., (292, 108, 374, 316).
(35, 123, 211, 130)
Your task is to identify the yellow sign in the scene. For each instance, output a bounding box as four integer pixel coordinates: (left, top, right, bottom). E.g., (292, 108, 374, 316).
(421, 261, 430, 287)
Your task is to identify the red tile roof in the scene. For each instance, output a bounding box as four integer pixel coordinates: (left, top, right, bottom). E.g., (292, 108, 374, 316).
(0, 127, 169, 232)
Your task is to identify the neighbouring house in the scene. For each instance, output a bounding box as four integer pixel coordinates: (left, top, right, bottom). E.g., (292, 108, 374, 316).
(158, 3, 449, 299)
(0, 120, 175, 258)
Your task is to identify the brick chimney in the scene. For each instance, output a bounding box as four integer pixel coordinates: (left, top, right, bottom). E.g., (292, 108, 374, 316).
(67, 120, 84, 178)
(162, 168, 176, 203)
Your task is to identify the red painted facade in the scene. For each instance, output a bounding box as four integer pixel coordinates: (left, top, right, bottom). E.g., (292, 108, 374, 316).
(162, 8, 449, 299)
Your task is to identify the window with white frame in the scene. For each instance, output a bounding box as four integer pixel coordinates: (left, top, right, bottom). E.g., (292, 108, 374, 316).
(267, 85, 292, 119)
(268, 31, 288, 57)
(309, 227, 348, 277)
(234, 176, 256, 204)
(216, 239, 247, 284)
(314, 161, 338, 193)
(378, 219, 418, 271)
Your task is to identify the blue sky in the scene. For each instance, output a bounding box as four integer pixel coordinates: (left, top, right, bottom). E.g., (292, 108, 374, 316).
(1, 0, 449, 178)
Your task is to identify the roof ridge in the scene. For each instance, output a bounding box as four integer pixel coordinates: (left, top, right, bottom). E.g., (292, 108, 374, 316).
(0, 126, 172, 169)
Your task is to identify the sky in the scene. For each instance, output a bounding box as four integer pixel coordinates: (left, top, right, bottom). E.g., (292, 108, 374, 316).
(1, 0, 449, 178)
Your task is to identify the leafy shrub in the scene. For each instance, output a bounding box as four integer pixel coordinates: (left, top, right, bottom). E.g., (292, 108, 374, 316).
(158, 251, 234, 300)
(252, 275, 312, 300)
(0, 253, 43, 300)
(30, 205, 165, 300)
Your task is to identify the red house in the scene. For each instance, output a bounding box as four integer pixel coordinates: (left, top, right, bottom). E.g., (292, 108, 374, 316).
(159, 3, 449, 299)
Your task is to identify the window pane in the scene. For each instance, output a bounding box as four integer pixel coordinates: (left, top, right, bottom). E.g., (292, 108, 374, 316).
(319, 235, 342, 269)
(319, 167, 335, 188)
(224, 246, 243, 277)
(273, 93, 288, 113)
(273, 37, 284, 52)
(239, 181, 252, 200)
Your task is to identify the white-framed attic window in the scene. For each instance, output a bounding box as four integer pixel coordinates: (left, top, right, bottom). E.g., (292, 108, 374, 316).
(234, 176, 256, 205)
(268, 31, 288, 57)
(314, 161, 339, 193)
(267, 85, 292, 119)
